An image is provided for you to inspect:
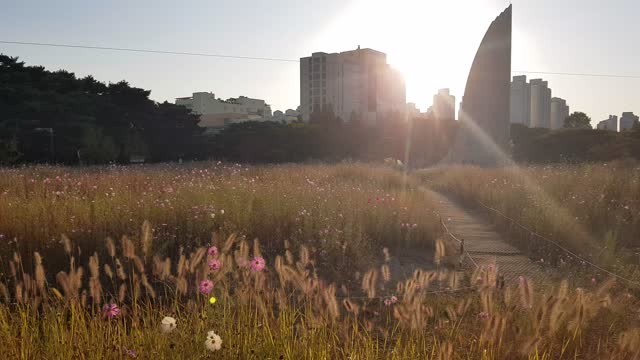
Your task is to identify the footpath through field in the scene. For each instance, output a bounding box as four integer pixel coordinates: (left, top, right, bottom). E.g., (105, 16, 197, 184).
(423, 188, 559, 286)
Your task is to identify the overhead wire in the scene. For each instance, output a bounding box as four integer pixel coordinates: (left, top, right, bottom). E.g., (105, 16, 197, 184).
(2, 40, 640, 79)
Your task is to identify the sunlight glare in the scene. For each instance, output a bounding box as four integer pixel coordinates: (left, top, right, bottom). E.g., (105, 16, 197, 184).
(316, 0, 496, 112)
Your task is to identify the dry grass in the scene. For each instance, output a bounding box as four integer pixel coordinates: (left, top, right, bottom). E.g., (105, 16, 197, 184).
(0, 162, 439, 278)
(0, 162, 639, 358)
(419, 162, 640, 273)
(1, 231, 639, 359)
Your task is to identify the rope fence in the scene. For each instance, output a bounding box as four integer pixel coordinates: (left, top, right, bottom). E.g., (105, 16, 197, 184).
(474, 199, 640, 288)
(439, 216, 479, 269)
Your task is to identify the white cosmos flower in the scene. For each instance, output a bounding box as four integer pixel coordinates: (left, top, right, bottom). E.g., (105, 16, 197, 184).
(205, 330, 222, 351)
(160, 316, 177, 333)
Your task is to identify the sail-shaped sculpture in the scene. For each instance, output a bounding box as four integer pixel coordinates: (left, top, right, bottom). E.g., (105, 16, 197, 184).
(449, 5, 512, 165)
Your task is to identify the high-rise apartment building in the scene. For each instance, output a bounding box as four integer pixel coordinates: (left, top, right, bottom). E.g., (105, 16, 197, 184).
(509, 75, 530, 126)
(432, 88, 456, 120)
(550, 97, 570, 129)
(300, 47, 406, 125)
(529, 79, 551, 128)
(510, 76, 569, 130)
(620, 112, 639, 131)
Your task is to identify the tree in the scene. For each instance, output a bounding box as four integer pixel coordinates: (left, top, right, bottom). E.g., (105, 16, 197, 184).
(0, 54, 205, 164)
(0, 137, 22, 165)
(563, 112, 592, 129)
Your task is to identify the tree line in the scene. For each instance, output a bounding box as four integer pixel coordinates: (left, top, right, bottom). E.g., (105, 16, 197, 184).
(2, 54, 639, 167)
(0, 55, 204, 165)
(0, 55, 459, 167)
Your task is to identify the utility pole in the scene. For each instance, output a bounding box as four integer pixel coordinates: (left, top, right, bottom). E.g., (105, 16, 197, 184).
(34, 127, 54, 163)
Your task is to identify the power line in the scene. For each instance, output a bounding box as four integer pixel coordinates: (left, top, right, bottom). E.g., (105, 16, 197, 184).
(2, 40, 640, 80)
(0, 40, 300, 63)
(512, 70, 640, 79)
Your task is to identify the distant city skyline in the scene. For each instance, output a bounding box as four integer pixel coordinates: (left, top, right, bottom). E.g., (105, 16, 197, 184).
(1, 0, 638, 127)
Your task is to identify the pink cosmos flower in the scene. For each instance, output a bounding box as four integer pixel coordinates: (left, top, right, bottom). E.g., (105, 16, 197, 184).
(102, 303, 120, 319)
(208, 258, 221, 271)
(250, 256, 266, 272)
(124, 348, 137, 358)
(384, 295, 398, 306)
(199, 279, 214, 295)
(207, 246, 218, 257)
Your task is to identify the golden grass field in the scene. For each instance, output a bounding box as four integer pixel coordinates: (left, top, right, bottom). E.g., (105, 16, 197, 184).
(1, 162, 640, 359)
(419, 161, 640, 278)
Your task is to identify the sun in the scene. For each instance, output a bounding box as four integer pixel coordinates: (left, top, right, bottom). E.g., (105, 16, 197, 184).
(313, 0, 505, 112)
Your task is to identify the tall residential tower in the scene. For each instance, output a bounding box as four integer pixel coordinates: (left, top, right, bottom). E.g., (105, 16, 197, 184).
(432, 88, 456, 121)
(299, 48, 406, 125)
(550, 97, 570, 129)
(510, 75, 530, 126)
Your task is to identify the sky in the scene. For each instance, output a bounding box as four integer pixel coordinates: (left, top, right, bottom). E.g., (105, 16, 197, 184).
(1, 0, 638, 126)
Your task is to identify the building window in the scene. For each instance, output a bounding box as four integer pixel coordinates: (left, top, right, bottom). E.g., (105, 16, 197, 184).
(322, 73, 326, 79)
(322, 89, 326, 95)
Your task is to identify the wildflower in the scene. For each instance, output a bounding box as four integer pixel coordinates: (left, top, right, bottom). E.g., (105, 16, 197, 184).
(123, 348, 137, 358)
(205, 331, 222, 351)
(207, 246, 218, 257)
(209, 296, 217, 304)
(591, 277, 597, 285)
(199, 279, 214, 295)
(208, 258, 221, 271)
(477, 311, 490, 320)
(160, 316, 177, 333)
(102, 303, 120, 319)
(384, 295, 398, 306)
(250, 256, 266, 272)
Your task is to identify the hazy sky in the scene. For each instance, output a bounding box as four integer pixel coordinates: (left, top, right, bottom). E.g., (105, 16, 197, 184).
(1, 0, 638, 125)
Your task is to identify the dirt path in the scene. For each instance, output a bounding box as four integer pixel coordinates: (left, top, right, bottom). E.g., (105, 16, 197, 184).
(423, 188, 558, 286)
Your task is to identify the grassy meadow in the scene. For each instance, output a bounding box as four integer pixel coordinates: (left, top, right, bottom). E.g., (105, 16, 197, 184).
(419, 161, 640, 280)
(1, 162, 640, 359)
(0, 162, 439, 278)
